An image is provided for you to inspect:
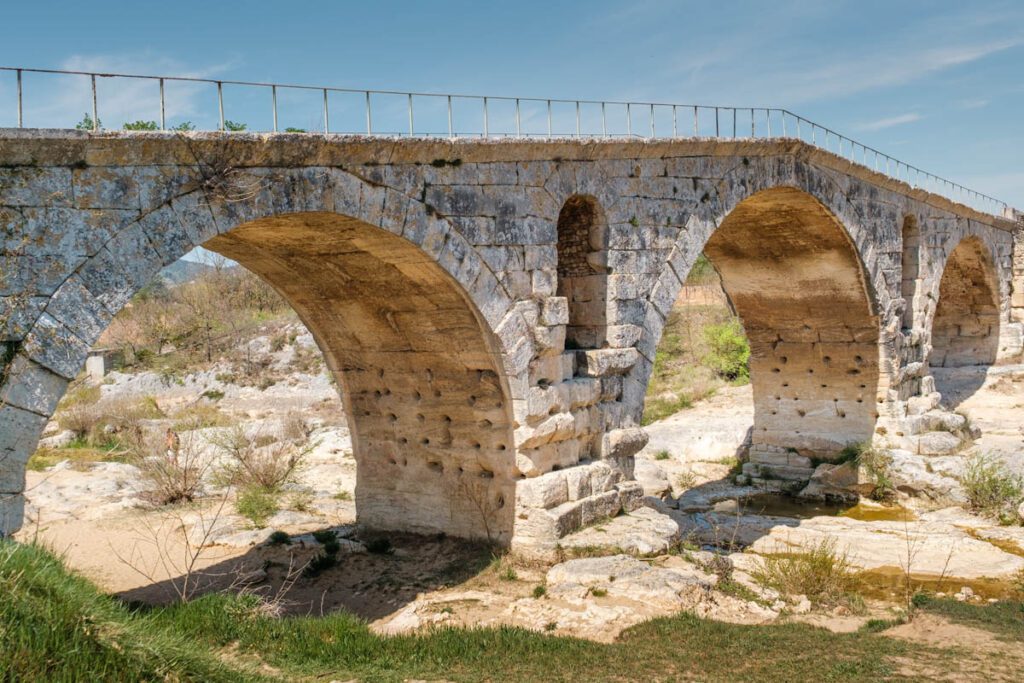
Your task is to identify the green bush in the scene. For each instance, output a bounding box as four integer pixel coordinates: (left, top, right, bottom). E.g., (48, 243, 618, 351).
(123, 120, 158, 130)
(702, 318, 750, 382)
(236, 487, 279, 528)
(961, 454, 1023, 524)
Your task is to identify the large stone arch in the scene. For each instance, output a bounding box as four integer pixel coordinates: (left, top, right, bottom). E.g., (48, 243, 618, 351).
(928, 236, 1001, 404)
(1, 167, 521, 542)
(639, 185, 880, 484)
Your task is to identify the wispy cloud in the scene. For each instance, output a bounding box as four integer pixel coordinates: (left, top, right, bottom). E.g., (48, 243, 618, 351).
(856, 113, 922, 131)
(957, 98, 990, 109)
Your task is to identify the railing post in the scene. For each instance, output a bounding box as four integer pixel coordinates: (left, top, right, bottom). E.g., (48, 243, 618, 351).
(601, 101, 607, 137)
(447, 95, 453, 138)
(16, 69, 23, 128)
(159, 78, 165, 130)
(715, 107, 719, 137)
(217, 81, 224, 131)
(732, 108, 736, 138)
(575, 100, 580, 137)
(484, 96, 489, 138)
(782, 111, 787, 137)
(91, 75, 99, 131)
(515, 98, 521, 137)
(750, 108, 754, 137)
(367, 91, 374, 135)
(626, 102, 632, 136)
(672, 105, 677, 137)
(272, 85, 278, 133)
(547, 99, 552, 139)
(693, 106, 698, 136)
(766, 109, 771, 137)
(323, 89, 329, 134)
(408, 93, 414, 136)
(649, 103, 655, 138)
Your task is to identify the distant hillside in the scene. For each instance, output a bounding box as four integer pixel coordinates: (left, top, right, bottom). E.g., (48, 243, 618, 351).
(157, 259, 217, 285)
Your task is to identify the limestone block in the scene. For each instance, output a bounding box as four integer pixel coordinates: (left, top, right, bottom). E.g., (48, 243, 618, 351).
(531, 269, 557, 297)
(579, 490, 622, 526)
(575, 348, 640, 377)
(533, 324, 566, 356)
(564, 466, 593, 501)
(633, 459, 671, 498)
(600, 427, 649, 460)
(22, 313, 90, 380)
(600, 376, 623, 401)
(524, 245, 557, 270)
(0, 167, 72, 206)
(0, 494, 25, 536)
(540, 297, 569, 326)
(588, 461, 625, 493)
(0, 404, 47, 492)
(0, 355, 68, 416)
(528, 355, 566, 386)
(903, 431, 963, 455)
(605, 324, 643, 348)
(566, 378, 602, 409)
(516, 413, 576, 449)
(526, 385, 563, 420)
(43, 275, 113, 347)
(516, 471, 569, 509)
(72, 166, 141, 209)
(797, 463, 864, 501)
(615, 481, 645, 512)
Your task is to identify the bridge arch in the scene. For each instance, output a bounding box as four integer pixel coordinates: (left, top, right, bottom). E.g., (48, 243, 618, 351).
(641, 186, 881, 480)
(3, 168, 520, 543)
(928, 236, 1001, 402)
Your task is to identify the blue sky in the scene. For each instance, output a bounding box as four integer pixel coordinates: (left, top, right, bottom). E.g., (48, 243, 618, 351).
(1, 0, 1021, 210)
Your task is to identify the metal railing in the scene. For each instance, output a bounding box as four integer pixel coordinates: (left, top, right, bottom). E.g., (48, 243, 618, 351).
(0, 65, 1011, 217)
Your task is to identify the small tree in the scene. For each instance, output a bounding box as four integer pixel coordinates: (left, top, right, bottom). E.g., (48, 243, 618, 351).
(702, 318, 750, 382)
(75, 113, 101, 130)
(171, 121, 196, 131)
(224, 120, 247, 131)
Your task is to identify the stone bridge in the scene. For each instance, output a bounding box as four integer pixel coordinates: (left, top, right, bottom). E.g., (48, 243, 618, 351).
(0, 131, 1020, 554)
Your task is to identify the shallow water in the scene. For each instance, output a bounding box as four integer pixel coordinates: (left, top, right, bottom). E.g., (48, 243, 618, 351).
(710, 493, 916, 522)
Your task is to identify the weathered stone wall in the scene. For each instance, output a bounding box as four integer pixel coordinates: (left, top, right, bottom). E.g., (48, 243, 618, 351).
(0, 131, 1016, 548)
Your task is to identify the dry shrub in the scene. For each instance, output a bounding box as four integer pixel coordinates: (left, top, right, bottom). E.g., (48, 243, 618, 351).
(210, 424, 313, 492)
(961, 454, 1024, 524)
(127, 427, 212, 505)
(751, 537, 863, 608)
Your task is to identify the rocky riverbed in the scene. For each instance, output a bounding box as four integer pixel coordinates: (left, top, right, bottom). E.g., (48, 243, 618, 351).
(15, 333, 1024, 640)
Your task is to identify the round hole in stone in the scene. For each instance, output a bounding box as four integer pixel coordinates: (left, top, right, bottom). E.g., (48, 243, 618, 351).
(374, 390, 382, 398)
(414, 391, 422, 400)
(782, 383, 789, 388)
(854, 355, 864, 364)
(820, 384, 827, 389)
(468, 395, 477, 406)
(479, 469, 494, 479)
(822, 355, 831, 365)
(421, 438, 430, 445)
(473, 442, 482, 450)
(847, 368, 861, 375)
(399, 437, 408, 444)
(417, 413, 425, 422)
(807, 368, 814, 374)
(388, 458, 397, 465)
(443, 415, 452, 423)
(496, 496, 505, 509)
(388, 413, 398, 422)
(378, 368, 385, 378)
(497, 444, 507, 451)
(427, 461, 443, 473)
(838, 411, 846, 418)
(363, 410, 371, 416)
(434, 390, 442, 398)
(797, 409, 806, 417)
(780, 356, 788, 364)
(772, 368, 781, 373)
(478, 419, 492, 428)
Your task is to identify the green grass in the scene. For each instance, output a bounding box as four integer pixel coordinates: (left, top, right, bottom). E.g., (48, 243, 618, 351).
(5, 540, 1024, 682)
(236, 487, 279, 528)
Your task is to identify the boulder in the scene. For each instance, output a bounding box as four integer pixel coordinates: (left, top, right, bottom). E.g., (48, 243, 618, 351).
(634, 458, 671, 498)
(904, 431, 963, 455)
(797, 462, 864, 501)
